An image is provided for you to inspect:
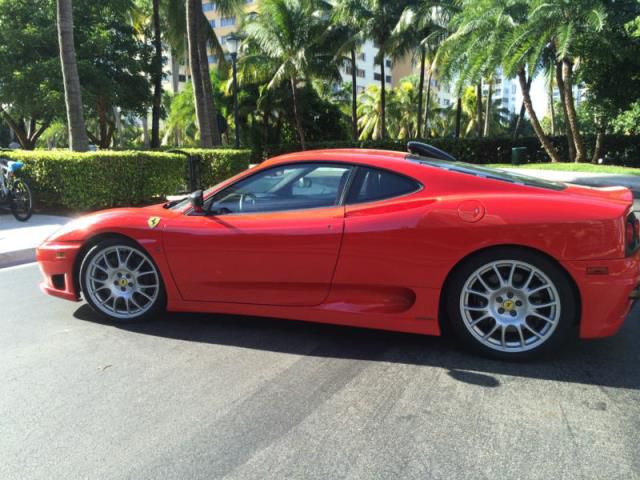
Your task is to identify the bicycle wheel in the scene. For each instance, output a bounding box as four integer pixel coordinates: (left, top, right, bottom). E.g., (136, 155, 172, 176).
(10, 179, 33, 221)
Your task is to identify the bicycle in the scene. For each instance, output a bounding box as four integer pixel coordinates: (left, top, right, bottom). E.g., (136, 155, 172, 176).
(0, 158, 33, 221)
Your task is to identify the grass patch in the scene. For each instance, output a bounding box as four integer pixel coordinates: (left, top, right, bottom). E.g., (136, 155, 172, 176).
(488, 163, 640, 176)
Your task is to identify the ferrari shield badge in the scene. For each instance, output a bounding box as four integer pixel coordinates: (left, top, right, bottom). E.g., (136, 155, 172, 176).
(148, 216, 161, 229)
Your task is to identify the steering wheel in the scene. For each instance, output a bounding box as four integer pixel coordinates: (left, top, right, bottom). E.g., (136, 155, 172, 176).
(239, 193, 257, 212)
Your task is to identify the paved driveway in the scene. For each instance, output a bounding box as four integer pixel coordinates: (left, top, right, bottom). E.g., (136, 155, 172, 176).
(1, 264, 639, 480)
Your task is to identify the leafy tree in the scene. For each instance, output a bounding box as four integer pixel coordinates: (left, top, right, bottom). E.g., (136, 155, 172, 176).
(579, 0, 640, 160)
(0, 0, 64, 149)
(72, 0, 154, 148)
(611, 101, 640, 135)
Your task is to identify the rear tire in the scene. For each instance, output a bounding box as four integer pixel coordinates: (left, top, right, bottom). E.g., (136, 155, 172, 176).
(446, 247, 577, 361)
(80, 238, 166, 323)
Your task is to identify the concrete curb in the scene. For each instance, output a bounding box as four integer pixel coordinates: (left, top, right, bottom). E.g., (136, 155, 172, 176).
(0, 248, 36, 269)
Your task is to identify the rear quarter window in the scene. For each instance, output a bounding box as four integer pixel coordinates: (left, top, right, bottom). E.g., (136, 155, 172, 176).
(347, 167, 421, 204)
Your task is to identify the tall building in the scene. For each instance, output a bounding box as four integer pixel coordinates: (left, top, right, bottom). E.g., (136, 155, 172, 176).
(485, 70, 518, 115)
(165, 0, 257, 93)
(202, 0, 257, 66)
(338, 41, 394, 93)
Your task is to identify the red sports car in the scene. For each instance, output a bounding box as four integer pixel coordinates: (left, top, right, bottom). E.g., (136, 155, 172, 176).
(36, 143, 640, 359)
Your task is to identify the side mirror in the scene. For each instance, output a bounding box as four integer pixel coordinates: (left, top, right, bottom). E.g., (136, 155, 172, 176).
(190, 190, 204, 213)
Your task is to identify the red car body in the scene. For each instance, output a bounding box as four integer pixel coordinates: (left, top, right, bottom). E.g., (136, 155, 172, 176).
(37, 149, 640, 340)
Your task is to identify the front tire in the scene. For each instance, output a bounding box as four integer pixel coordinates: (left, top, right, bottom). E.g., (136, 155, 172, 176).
(446, 248, 577, 360)
(10, 179, 33, 222)
(80, 239, 166, 322)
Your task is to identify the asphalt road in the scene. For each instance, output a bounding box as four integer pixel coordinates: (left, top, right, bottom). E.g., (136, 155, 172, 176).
(1, 264, 640, 480)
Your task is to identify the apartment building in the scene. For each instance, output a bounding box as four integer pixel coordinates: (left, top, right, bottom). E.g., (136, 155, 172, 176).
(164, 0, 256, 92)
(338, 40, 394, 93)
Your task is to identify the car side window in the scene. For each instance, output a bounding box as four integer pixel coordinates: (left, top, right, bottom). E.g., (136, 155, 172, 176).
(207, 163, 352, 215)
(346, 167, 420, 204)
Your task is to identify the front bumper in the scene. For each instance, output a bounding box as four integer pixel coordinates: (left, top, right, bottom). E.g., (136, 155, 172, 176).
(564, 250, 640, 339)
(36, 242, 82, 302)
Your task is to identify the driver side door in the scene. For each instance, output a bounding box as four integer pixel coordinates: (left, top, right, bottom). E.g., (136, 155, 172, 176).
(163, 162, 353, 306)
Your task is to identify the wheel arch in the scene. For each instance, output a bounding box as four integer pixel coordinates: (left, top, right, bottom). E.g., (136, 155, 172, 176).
(437, 244, 582, 333)
(72, 232, 149, 296)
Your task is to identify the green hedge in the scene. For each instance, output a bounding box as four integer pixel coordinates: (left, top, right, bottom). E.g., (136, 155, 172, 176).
(176, 148, 251, 188)
(260, 135, 640, 166)
(1, 148, 251, 211)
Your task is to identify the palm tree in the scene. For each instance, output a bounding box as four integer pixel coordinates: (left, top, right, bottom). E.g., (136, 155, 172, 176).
(242, 0, 340, 149)
(331, 4, 365, 141)
(56, 0, 89, 151)
(510, 0, 606, 162)
(394, 1, 453, 138)
(333, 0, 409, 139)
(441, 0, 561, 162)
(186, 0, 216, 146)
(170, 0, 239, 147)
(356, 84, 384, 140)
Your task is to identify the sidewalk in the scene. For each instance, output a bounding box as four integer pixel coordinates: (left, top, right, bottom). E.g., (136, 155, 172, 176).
(505, 168, 640, 198)
(0, 213, 70, 268)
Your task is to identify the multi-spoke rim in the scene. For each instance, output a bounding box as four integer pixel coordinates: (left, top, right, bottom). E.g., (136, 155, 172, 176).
(459, 260, 561, 353)
(85, 245, 160, 320)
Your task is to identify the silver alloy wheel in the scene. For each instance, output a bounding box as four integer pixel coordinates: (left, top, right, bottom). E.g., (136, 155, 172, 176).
(459, 260, 561, 353)
(84, 245, 160, 320)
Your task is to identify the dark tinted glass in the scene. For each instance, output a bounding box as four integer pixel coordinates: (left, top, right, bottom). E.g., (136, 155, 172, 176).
(347, 167, 420, 204)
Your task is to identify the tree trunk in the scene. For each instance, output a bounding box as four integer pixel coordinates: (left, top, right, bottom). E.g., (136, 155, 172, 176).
(379, 56, 386, 139)
(350, 49, 358, 141)
(512, 74, 532, 141)
(196, 9, 221, 145)
(97, 101, 108, 148)
(151, 0, 162, 148)
(424, 69, 432, 138)
(142, 114, 150, 149)
(548, 79, 555, 136)
(290, 76, 305, 150)
(483, 78, 492, 137)
(186, 0, 212, 147)
(555, 61, 575, 162)
(591, 120, 606, 163)
(170, 50, 181, 145)
(517, 68, 561, 163)
(113, 106, 121, 149)
(455, 97, 462, 139)
(561, 58, 586, 162)
(417, 48, 426, 138)
(56, 0, 89, 151)
(476, 81, 483, 137)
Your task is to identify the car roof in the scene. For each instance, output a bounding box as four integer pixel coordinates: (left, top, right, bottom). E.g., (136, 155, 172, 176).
(262, 149, 409, 167)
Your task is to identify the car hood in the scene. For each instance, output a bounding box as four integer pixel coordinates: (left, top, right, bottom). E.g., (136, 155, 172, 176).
(44, 203, 180, 243)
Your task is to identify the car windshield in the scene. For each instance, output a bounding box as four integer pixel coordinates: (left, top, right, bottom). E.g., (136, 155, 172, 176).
(408, 155, 566, 191)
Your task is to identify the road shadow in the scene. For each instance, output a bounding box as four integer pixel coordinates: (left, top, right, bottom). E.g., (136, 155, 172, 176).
(73, 302, 640, 391)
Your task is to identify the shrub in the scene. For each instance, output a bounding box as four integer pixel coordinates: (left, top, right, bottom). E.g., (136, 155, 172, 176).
(176, 148, 251, 188)
(260, 135, 640, 166)
(1, 148, 252, 211)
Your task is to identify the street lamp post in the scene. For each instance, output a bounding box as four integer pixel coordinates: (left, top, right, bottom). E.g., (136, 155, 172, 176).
(227, 34, 241, 149)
